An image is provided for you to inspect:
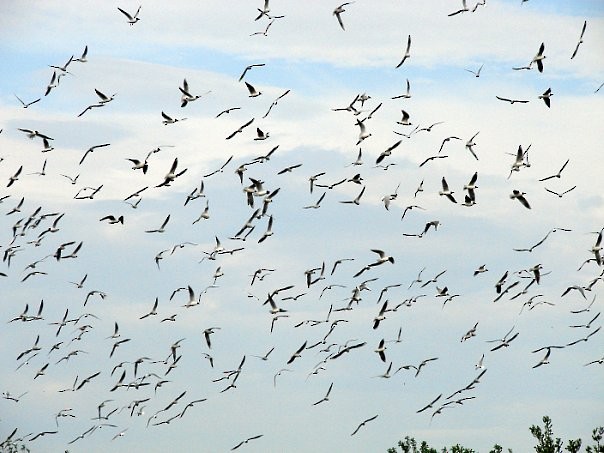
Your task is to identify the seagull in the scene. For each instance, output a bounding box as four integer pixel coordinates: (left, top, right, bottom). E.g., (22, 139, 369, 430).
(395, 35, 412, 68)
(439, 177, 457, 203)
(591, 229, 603, 266)
(215, 107, 241, 118)
(117, 6, 141, 25)
(539, 88, 553, 108)
(254, 127, 270, 140)
(373, 301, 389, 330)
(350, 414, 378, 436)
(139, 298, 159, 319)
(156, 158, 187, 187)
(145, 214, 170, 233)
(464, 172, 478, 201)
(238, 63, 265, 82)
(464, 63, 483, 77)
(530, 42, 546, 72)
(510, 189, 531, 209)
(374, 338, 387, 362)
(100, 215, 124, 225)
(161, 111, 187, 125)
(78, 89, 116, 117)
(303, 192, 327, 209)
(245, 81, 262, 97)
(376, 140, 402, 164)
(570, 20, 587, 59)
(286, 341, 307, 364)
(392, 79, 412, 99)
(7, 166, 23, 188)
(79, 143, 111, 165)
(312, 382, 334, 405)
(496, 95, 530, 104)
(333, 2, 354, 31)
(465, 131, 479, 160)
(339, 186, 365, 205)
(355, 119, 371, 145)
(545, 186, 576, 198)
(14, 94, 41, 109)
(419, 154, 448, 168)
(226, 118, 254, 140)
(74, 45, 88, 63)
(231, 434, 264, 451)
(448, 0, 470, 16)
(179, 79, 210, 107)
(461, 322, 479, 342)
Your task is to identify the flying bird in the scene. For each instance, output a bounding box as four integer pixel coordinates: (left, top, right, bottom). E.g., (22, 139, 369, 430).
(333, 2, 354, 30)
(118, 6, 141, 25)
(395, 35, 412, 68)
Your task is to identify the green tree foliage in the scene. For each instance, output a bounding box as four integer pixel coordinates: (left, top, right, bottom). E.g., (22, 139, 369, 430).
(388, 416, 603, 453)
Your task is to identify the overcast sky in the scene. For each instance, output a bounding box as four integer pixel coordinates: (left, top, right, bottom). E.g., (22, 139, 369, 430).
(1, 1, 603, 452)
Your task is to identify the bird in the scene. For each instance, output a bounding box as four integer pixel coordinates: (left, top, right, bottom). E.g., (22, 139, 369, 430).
(374, 338, 387, 362)
(78, 89, 116, 117)
(510, 190, 531, 209)
(350, 415, 378, 436)
(417, 394, 443, 413)
(465, 131, 479, 160)
(156, 158, 187, 187)
(464, 64, 483, 77)
(339, 186, 365, 205)
(99, 215, 124, 225)
(117, 6, 141, 25)
(238, 63, 265, 82)
(545, 186, 576, 198)
(245, 81, 262, 97)
(496, 95, 530, 104)
(79, 143, 111, 165)
(312, 382, 334, 405)
(226, 118, 254, 140)
(286, 341, 307, 364)
(145, 214, 170, 233)
(439, 177, 457, 203)
(161, 111, 187, 124)
(74, 45, 88, 63)
(539, 159, 569, 182)
(530, 42, 546, 72)
(464, 172, 478, 201)
(231, 434, 263, 451)
(539, 88, 553, 108)
(14, 94, 41, 108)
(395, 35, 412, 68)
(179, 79, 210, 107)
(391, 78, 412, 99)
(355, 119, 371, 145)
(373, 301, 389, 330)
(333, 2, 354, 31)
(448, 0, 470, 16)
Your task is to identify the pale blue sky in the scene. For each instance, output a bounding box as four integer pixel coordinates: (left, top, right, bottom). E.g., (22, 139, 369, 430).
(1, 1, 603, 452)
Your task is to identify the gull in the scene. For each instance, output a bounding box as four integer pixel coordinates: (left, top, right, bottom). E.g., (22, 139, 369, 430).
(439, 177, 457, 203)
(465, 131, 479, 160)
(464, 172, 478, 201)
(508, 144, 530, 177)
(360, 102, 382, 121)
(539, 88, 553, 108)
(258, 215, 274, 243)
(392, 79, 411, 99)
(316, 178, 346, 190)
(591, 229, 603, 265)
(464, 64, 483, 77)
(475, 354, 485, 370)
(474, 265, 488, 276)
(309, 172, 326, 192)
(99, 215, 124, 225)
(413, 357, 439, 377)
(245, 81, 262, 97)
(348, 173, 363, 184)
(6, 166, 23, 187)
(251, 18, 276, 36)
(461, 322, 478, 342)
(226, 118, 254, 140)
(303, 192, 326, 209)
(585, 355, 604, 366)
(539, 159, 569, 181)
(254, 127, 269, 140)
(350, 415, 378, 436)
(145, 214, 170, 233)
(438, 136, 461, 153)
(373, 301, 389, 329)
(156, 158, 187, 187)
(266, 292, 287, 315)
(203, 327, 221, 349)
(192, 201, 210, 224)
(251, 347, 275, 361)
(231, 434, 263, 451)
(331, 258, 354, 275)
(14, 94, 40, 109)
(487, 326, 520, 352)
(41, 137, 54, 152)
(419, 154, 448, 168)
(111, 428, 129, 441)
(18, 128, 53, 140)
(203, 155, 233, 178)
(28, 159, 47, 176)
(510, 190, 531, 209)
(179, 79, 210, 107)
(239, 63, 265, 82)
(339, 186, 365, 205)
(161, 111, 187, 124)
(333, 2, 354, 31)
(215, 107, 241, 118)
(395, 35, 411, 68)
(561, 285, 586, 299)
(566, 326, 601, 346)
(74, 45, 88, 63)
(79, 143, 110, 165)
(118, 6, 141, 25)
(570, 312, 601, 329)
(50, 54, 73, 74)
(376, 140, 402, 164)
(417, 122, 444, 133)
(417, 394, 443, 413)
(532, 347, 553, 368)
(595, 82, 604, 94)
(287, 341, 307, 364)
(570, 295, 596, 314)
(496, 95, 529, 104)
(374, 338, 387, 362)
(530, 42, 546, 72)
(139, 298, 158, 319)
(332, 94, 360, 114)
(545, 186, 576, 198)
(126, 155, 150, 174)
(45, 71, 58, 95)
(312, 382, 334, 405)
(263, 89, 290, 118)
(448, 0, 470, 16)
(78, 89, 116, 117)
(355, 119, 371, 145)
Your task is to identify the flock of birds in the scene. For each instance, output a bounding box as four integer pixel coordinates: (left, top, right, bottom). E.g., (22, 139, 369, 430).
(1, 1, 602, 452)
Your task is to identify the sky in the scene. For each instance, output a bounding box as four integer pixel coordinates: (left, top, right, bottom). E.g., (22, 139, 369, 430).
(0, 1, 603, 452)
